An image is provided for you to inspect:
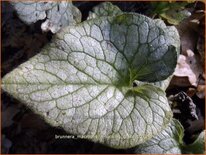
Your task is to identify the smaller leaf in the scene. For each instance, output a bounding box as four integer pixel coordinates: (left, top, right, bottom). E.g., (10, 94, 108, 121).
(134, 119, 205, 154)
(11, 1, 81, 33)
(133, 119, 184, 154)
(160, 9, 191, 25)
(151, 2, 191, 25)
(87, 2, 122, 19)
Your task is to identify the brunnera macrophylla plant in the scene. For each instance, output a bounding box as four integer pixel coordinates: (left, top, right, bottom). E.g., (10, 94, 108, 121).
(2, 2, 181, 150)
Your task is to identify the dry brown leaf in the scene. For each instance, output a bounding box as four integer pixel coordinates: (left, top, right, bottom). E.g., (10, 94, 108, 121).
(170, 76, 192, 87)
(186, 87, 197, 97)
(173, 49, 203, 86)
(176, 14, 199, 55)
(196, 85, 205, 98)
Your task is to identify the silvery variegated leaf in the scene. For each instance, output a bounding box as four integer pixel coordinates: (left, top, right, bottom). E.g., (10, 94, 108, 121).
(134, 119, 205, 154)
(87, 2, 122, 20)
(2, 12, 180, 148)
(11, 1, 81, 33)
(134, 119, 183, 154)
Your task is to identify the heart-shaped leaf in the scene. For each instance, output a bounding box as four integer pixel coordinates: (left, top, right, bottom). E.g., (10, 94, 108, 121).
(2, 13, 179, 148)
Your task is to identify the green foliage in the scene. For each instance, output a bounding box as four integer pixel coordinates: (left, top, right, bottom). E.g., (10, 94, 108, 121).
(182, 130, 205, 154)
(150, 2, 192, 25)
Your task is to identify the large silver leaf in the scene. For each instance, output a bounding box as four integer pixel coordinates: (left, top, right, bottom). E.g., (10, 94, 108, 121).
(2, 13, 180, 148)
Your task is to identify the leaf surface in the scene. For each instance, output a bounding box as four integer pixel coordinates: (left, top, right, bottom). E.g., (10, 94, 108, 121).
(88, 2, 177, 91)
(2, 13, 180, 148)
